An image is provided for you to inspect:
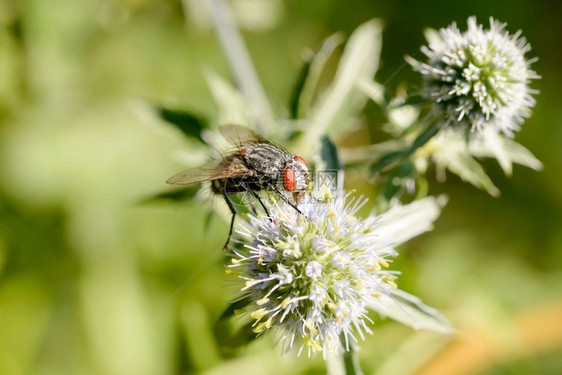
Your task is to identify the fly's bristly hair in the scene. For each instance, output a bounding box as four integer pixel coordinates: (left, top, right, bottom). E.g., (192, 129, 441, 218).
(167, 124, 310, 249)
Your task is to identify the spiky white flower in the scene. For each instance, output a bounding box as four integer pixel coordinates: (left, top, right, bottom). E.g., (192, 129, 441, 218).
(227, 193, 452, 356)
(408, 17, 539, 136)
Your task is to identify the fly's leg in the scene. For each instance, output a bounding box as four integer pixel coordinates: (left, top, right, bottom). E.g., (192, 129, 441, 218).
(253, 191, 271, 217)
(248, 188, 271, 218)
(257, 194, 271, 217)
(222, 191, 236, 251)
(239, 182, 271, 218)
(270, 186, 306, 217)
(241, 190, 258, 215)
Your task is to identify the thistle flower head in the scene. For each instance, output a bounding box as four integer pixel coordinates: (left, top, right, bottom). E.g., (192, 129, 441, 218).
(409, 17, 539, 136)
(228, 193, 449, 356)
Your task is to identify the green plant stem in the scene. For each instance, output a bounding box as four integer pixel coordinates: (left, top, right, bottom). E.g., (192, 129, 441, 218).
(343, 346, 364, 375)
(201, 0, 276, 133)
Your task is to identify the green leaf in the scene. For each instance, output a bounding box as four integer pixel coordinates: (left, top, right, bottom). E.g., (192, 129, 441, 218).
(326, 354, 346, 375)
(469, 133, 543, 172)
(423, 27, 442, 45)
(218, 294, 253, 321)
(157, 108, 209, 143)
(343, 346, 364, 375)
(387, 94, 431, 108)
(357, 79, 385, 106)
(382, 161, 415, 201)
(325, 345, 364, 375)
(435, 152, 500, 197)
(226, 322, 258, 348)
(386, 105, 421, 135)
(480, 127, 513, 175)
(499, 138, 543, 171)
(139, 186, 199, 203)
(382, 181, 403, 203)
(295, 19, 383, 151)
(339, 140, 406, 166)
(203, 0, 276, 133)
(407, 122, 440, 155)
(289, 33, 345, 119)
(374, 196, 446, 244)
(289, 60, 311, 119)
(205, 69, 254, 128)
(319, 135, 342, 171)
(370, 289, 453, 334)
(369, 150, 404, 176)
(203, 207, 215, 233)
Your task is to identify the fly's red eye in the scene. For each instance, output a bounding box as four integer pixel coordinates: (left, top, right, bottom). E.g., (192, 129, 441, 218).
(283, 168, 296, 192)
(294, 155, 307, 166)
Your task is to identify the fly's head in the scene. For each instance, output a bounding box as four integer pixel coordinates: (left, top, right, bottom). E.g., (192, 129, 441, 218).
(280, 155, 310, 204)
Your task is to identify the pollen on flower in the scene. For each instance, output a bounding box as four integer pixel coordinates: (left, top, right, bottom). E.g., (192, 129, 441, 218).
(408, 16, 539, 136)
(256, 297, 270, 305)
(381, 274, 398, 288)
(227, 193, 422, 356)
(378, 258, 390, 268)
(281, 297, 291, 309)
(305, 320, 318, 335)
(250, 308, 268, 320)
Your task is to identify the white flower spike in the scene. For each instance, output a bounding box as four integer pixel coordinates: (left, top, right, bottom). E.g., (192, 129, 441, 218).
(228, 193, 451, 356)
(408, 17, 539, 136)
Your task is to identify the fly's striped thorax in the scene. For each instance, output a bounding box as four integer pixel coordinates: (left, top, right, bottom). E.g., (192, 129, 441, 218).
(241, 143, 290, 178)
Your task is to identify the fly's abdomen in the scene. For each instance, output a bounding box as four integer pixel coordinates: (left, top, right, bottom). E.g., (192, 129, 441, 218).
(211, 177, 271, 194)
(211, 179, 224, 194)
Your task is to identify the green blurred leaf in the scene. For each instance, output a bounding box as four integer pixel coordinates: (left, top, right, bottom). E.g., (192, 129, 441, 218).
(370, 112, 439, 179)
(369, 151, 404, 175)
(319, 135, 342, 171)
(225, 322, 258, 349)
(219, 294, 253, 321)
(326, 348, 364, 375)
(387, 95, 431, 108)
(205, 69, 254, 128)
(289, 33, 344, 119)
(434, 151, 500, 197)
(181, 301, 221, 370)
(343, 346, 364, 375)
(385, 105, 421, 136)
(480, 128, 513, 176)
(469, 132, 543, 172)
(339, 140, 405, 166)
(370, 289, 453, 334)
(407, 122, 440, 155)
(157, 107, 209, 143)
(358, 79, 386, 106)
(374, 195, 446, 244)
(203, 207, 215, 233)
(140, 186, 199, 203)
(0, 277, 51, 374)
(382, 161, 415, 201)
(202, 0, 276, 134)
(296, 19, 383, 151)
(289, 61, 311, 119)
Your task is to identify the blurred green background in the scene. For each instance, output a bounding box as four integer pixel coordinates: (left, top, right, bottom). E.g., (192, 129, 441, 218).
(0, 0, 561, 374)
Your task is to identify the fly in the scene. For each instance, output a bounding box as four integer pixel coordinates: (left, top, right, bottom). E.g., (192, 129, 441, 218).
(166, 125, 311, 249)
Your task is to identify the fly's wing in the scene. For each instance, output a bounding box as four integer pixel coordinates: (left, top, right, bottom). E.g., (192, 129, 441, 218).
(219, 125, 269, 147)
(166, 160, 222, 185)
(166, 157, 256, 185)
